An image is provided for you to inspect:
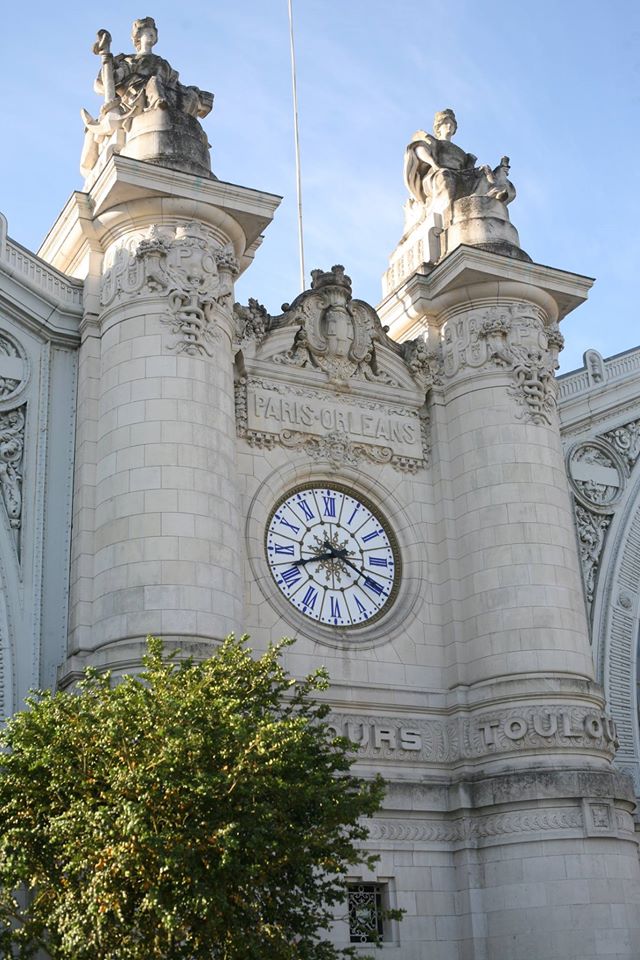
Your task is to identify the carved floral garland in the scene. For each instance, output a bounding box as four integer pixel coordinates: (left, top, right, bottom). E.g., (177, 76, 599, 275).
(0, 406, 25, 532)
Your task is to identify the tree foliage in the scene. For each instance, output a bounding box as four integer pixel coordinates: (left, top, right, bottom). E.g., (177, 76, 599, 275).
(0, 636, 385, 960)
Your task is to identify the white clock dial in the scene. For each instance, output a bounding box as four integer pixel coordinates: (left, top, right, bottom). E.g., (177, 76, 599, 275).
(265, 485, 400, 627)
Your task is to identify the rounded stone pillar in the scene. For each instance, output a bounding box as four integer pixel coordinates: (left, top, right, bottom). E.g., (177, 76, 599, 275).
(40, 157, 281, 679)
(436, 287, 594, 689)
(87, 215, 242, 659)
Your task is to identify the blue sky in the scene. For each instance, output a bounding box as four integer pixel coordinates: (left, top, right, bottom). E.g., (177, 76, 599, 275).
(1, 0, 638, 372)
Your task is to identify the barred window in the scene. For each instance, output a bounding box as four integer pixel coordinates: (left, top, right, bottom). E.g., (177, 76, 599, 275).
(347, 882, 385, 943)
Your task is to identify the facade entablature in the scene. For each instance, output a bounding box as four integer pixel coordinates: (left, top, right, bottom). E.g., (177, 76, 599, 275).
(559, 346, 640, 435)
(0, 213, 82, 346)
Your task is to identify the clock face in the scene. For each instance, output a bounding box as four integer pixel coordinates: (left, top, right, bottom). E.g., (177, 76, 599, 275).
(265, 485, 400, 627)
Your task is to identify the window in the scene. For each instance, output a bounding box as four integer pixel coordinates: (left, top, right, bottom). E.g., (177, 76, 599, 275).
(347, 882, 385, 944)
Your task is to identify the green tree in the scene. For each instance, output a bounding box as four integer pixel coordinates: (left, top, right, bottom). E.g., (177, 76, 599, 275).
(0, 636, 387, 960)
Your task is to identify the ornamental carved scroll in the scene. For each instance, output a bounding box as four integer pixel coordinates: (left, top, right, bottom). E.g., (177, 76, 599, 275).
(440, 303, 563, 425)
(367, 808, 586, 845)
(272, 265, 399, 386)
(0, 406, 25, 540)
(100, 223, 239, 356)
(566, 417, 640, 611)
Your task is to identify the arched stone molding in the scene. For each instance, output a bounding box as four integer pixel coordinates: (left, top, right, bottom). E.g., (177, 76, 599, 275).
(591, 463, 640, 792)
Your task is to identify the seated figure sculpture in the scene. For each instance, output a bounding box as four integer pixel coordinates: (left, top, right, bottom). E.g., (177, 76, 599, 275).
(403, 109, 516, 224)
(384, 109, 525, 293)
(80, 18, 214, 181)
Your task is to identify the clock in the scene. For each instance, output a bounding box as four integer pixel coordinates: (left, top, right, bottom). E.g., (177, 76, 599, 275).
(265, 484, 400, 627)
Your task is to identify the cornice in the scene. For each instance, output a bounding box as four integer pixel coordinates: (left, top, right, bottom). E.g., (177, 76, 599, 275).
(37, 155, 281, 280)
(378, 245, 594, 339)
(0, 213, 82, 344)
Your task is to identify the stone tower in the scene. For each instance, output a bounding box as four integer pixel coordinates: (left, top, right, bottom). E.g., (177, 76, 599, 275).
(30, 27, 640, 960)
(373, 109, 640, 958)
(39, 18, 280, 680)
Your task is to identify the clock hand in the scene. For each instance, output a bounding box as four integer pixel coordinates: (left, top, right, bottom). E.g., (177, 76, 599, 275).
(319, 544, 364, 575)
(337, 554, 367, 580)
(294, 551, 337, 567)
(313, 543, 366, 579)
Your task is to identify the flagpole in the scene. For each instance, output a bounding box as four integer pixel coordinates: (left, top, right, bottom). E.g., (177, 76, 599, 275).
(287, 0, 306, 293)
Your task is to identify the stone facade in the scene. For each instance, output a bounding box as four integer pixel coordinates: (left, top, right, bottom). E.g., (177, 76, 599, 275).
(559, 348, 640, 802)
(2, 20, 640, 959)
(0, 213, 80, 713)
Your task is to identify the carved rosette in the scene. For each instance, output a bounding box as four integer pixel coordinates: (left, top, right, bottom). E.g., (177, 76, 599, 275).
(441, 302, 563, 425)
(100, 223, 238, 356)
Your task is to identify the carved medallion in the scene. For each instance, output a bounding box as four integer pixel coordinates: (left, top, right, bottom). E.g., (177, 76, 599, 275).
(272, 265, 398, 386)
(0, 333, 28, 402)
(567, 440, 626, 510)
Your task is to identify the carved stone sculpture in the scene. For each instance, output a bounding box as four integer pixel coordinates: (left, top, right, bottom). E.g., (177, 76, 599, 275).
(0, 407, 25, 534)
(404, 109, 516, 222)
(273, 265, 398, 386)
(81, 18, 214, 182)
(100, 222, 237, 356)
(234, 299, 271, 345)
(401, 336, 443, 387)
(384, 109, 527, 295)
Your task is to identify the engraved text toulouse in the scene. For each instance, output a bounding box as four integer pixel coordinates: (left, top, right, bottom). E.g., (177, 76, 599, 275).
(326, 711, 617, 756)
(478, 711, 617, 745)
